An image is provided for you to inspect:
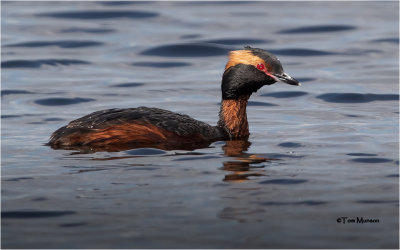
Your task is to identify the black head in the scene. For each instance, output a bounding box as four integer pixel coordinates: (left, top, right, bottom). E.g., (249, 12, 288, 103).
(221, 46, 299, 100)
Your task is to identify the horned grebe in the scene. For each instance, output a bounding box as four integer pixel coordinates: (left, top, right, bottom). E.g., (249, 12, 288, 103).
(48, 46, 299, 151)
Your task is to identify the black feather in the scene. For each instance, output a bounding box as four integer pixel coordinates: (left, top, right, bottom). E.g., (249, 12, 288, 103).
(49, 107, 226, 145)
(221, 64, 275, 100)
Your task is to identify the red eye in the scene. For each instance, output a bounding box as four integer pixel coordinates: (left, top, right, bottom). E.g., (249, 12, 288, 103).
(257, 63, 265, 70)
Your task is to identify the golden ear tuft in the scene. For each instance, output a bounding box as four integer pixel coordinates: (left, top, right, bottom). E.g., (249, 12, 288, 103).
(225, 50, 264, 70)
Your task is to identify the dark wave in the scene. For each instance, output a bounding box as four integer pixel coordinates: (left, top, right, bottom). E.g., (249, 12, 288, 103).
(270, 48, 335, 56)
(1, 89, 34, 96)
(232, 12, 265, 17)
(44, 117, 65, 122)
(261, 91, 309, 98)
(347, 153, 378, 157)
(278, 142, 303, 148)
(4, 177, 34, 182)
(259, 179, 308, 185)
(99, 1, 145, 6)
(111, 82, 144, 88)
(259, 200, 327, 206)
(1, 59, 90, 68)
(173, 155, 220, 161)
(345, 114, 362, 118)
(296, 77, 316, 82)
(180, 34, 202, 39)
(180, 1, 250, 5)
(278, 25, 356, 34)
(31, 197, 48, 201)
(2, 210, 75, 219)
(140, 43, 230, 57)
(263, 153, 305, 159)
(59, 222, 88, 227)
(34, 97, 95, 106)
(341, 49, 382, 56)
(350, 157, 393, 163)
(203, 38, 271, 45)
(61, 28, 115, 33)
(132, 61, 191, 68)
(37, 10, 158, 19)
(1, 115, 21, 119)
(371, 38, 399, 44)
(357, 200, 398, 204)
(316, 93, 399, 103)
(5, 40, 103, 48)
(125, 148, 167, 156)
(247, 101, 278, 106)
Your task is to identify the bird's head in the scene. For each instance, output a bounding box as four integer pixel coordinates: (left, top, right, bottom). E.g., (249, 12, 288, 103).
(221, 46, 300, 100)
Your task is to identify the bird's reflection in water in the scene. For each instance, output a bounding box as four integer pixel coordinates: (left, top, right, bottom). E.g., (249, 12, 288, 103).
(221, 140, 274, 182)
(63, 139, 276, 182)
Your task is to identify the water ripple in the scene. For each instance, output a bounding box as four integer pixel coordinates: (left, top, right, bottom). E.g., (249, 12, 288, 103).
(261, 91, 308, 98)
(342, 49, 382, 56)
(125, 148, 167, 156)
(110, 82, 144, 88)
(2, 211, 76, 219)
(263, 153, 305, 159)
(37, 10, 158, 19)
(1, 115, 21, 119)
(61, 28, 115, 33)
(270, 48, 335, 56)
(99, 1, 144, 6)
(1, 59, 90, 68)
(4, 177, 34, 182)
(180, 34, 202, 39)
(296, 77, 316, 82)
(1, 89, 34, 96)
(132, 61, 191, 68)
(259, 179, 308, 185)
(370, 38, 399, 44)
(59, 222, 88, 227)
(44, 118, 65, 122)
(203, 38, 271, 45)
(248, 101, 278, 106)
(357, 200, 398, 204)
(278, 142, 303, 148)
(5, 40, 103, 48)
(259, 200, 327, 206)
(278, 25, 356, 34)
(350, 158, 393, 163)
(34, 97, 95, 106)
(173, 156, 220, 161)
(140, 43, 230, 57)
(316, 93, 399, 103)
(347, 153, 378, 157)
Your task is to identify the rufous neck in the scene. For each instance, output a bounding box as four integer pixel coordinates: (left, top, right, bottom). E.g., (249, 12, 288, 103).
(218, 95, 250, 139)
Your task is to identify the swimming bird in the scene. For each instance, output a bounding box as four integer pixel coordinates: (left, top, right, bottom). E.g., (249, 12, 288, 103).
(48, 46, 299, 151)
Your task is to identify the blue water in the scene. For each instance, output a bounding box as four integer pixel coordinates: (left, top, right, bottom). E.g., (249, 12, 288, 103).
(2, 1, 399, 248)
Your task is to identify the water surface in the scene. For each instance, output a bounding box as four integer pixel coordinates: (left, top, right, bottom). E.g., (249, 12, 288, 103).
(2, 1, 399, 248)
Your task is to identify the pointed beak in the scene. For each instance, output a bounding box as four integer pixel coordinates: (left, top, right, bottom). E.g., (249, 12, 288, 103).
(273, 73, 301, 86)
